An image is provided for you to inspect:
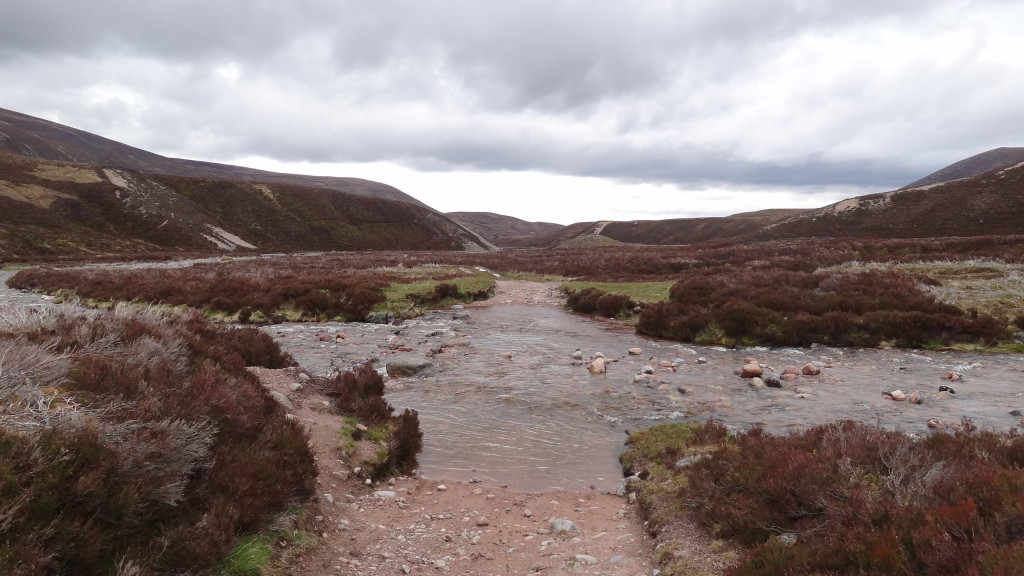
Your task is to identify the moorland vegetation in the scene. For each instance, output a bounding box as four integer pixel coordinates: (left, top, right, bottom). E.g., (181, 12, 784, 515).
(0, 304, 423, 575)
(12, 234, 1024, 349)
(622, 420, 1024, 576)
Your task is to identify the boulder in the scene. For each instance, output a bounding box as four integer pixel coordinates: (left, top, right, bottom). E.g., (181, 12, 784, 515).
(386, 360, 436, 377)
(588, 357, 607, 374)
(782, 365, 800, 376)
(628, 347, 643, 356)
(802, 363, 821, 376)
(909, 391, 923, 404)
(764, 376, 783, 388)
(749, 377, 765, 388)
(781, 373, 799, 382)
(890, 390, 906, 401)
(550, 518, 580, 534)
(641, 365, 655, 375)
(740, 362, 763, 378)
(927, 417, 944, 429)
(571, 349, 583, 360)
(364, 311, 395, 324)
(269, 391, 295, 410)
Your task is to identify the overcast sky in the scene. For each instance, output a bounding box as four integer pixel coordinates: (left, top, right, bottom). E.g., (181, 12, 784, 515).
(2, 1, 1022, 224)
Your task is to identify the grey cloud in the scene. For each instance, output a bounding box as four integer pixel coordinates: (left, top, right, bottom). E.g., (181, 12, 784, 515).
(1, 0, 1022, 197)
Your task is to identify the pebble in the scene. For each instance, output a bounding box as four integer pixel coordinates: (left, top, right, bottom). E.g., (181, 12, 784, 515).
(436, 484, 448, 492)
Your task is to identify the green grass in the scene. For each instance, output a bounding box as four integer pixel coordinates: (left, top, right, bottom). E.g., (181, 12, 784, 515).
(561, 280, 675, 304)
(216, 508, 318, 576)
(377, 266, 496, 315)
(216, 534, 273, 576)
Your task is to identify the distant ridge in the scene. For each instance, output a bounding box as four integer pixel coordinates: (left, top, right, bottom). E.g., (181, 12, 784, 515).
(445, 212, 563, 247)
(0, 107, 428, 207)
(0, 108, 494, 259)
(901, 147, 1024, 190)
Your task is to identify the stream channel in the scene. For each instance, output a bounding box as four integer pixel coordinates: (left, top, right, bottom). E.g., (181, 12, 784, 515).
(270, 287, 1024, 493)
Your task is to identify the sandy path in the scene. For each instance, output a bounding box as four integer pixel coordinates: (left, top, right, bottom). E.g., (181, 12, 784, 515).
(257, 366, 657, 576)
(470, 280, 565, 308)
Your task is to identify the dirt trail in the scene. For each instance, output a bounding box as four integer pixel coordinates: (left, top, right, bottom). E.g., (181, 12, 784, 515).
(259, 281, 689, 576)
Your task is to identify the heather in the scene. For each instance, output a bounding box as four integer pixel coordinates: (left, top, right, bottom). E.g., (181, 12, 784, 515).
(8, 234, 1024, 346)
(636, 267, 1007, 347)
(0, 306, 316, 575)
(623, 420, 1024, 576)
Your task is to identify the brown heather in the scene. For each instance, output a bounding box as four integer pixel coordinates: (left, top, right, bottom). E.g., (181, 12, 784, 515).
(625, 420, 1024, 576)
(0, 307, 316, 576)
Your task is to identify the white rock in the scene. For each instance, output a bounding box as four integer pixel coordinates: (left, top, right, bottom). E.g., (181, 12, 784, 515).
(436, 484, 448, 492)
(550, 518, 580, 534)
(628, 347, 643, 356)
(575, 554, 599, 565)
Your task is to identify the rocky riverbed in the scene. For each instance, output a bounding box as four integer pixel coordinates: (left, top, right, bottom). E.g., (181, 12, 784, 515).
(269, 281, 1024, 493)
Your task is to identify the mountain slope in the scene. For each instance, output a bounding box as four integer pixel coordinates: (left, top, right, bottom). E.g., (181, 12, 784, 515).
(901, 147, 1024, 190)
(0, 150, 491, 260)
(764, 160, 1024, 239)
(0, 108, 497, 259)
(597, 209, 807, 246)
(0, 107, 426, 207)
(445, 212, 563, 247)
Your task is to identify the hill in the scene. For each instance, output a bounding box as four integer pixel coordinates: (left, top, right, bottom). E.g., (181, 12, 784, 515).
(445, 212, 563, 247)
(901, 147, 1024, 190)
(0, 150, 492, 260)
(537, 153, 1024, 247)
(762, 159, 1024, 240)
(597, 209, 807, 245)
(0, 107, 427, 207)
(0, 109, 494, 260)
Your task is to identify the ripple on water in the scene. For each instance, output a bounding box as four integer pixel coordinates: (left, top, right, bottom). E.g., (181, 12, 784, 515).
(273, 303, 1024, 492)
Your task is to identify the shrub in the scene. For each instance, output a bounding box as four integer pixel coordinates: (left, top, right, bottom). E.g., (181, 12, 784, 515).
(639, 268, 1008, 347)
(596, 292, 634, 318)
(627, 420, 1024, 576)
(320, 363, 423, 478)
(322, 362, 393, 424)
(566, 287, 606, 314)
(0, 307, 316, 575)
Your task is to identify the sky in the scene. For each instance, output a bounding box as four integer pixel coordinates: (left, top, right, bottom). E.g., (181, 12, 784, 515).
(2, 1, 1022, 225)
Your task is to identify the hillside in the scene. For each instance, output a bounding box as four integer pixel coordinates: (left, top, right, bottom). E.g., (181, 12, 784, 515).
(445, 211, 563, 247)
(0, 151, 491, 260)
(901, 147, 1024, 190)
(764, 160, 1024, 239)
(0, 107, 426, 207)
(535, 154, 1024, 247)
(598, 209, 807, 246)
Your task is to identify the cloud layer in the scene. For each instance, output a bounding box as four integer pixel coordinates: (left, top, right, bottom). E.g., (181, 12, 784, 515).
(2, 1, 1022, 221)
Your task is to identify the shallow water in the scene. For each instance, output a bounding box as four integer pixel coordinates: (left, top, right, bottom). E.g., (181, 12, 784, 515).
(272, 303, 1024, 493)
